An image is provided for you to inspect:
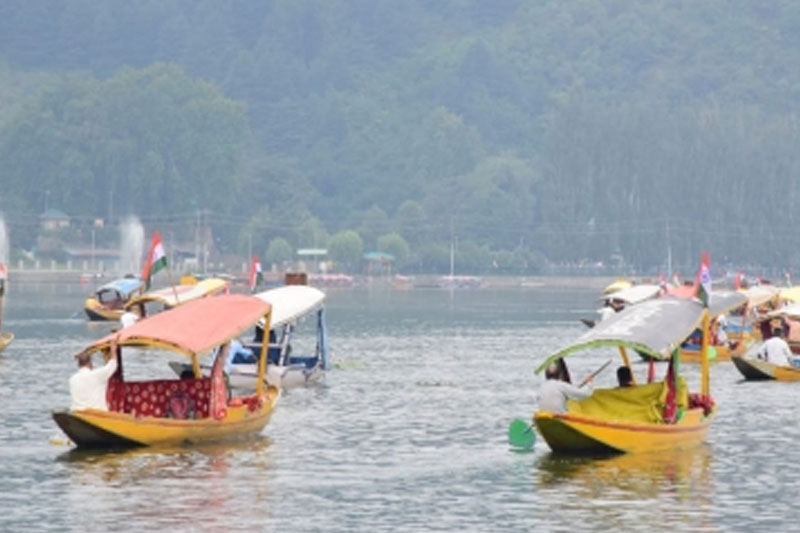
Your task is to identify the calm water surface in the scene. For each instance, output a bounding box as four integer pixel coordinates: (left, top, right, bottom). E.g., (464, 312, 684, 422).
(0, 282, 797, 532)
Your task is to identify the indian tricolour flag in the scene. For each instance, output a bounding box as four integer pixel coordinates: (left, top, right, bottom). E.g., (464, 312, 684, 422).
(249, 255, 263, 292)
(141, 231, 167, 289)
(696, 252, 711, 308)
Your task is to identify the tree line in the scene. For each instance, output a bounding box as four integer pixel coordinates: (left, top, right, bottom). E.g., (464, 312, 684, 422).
(2, 1, 800, 274)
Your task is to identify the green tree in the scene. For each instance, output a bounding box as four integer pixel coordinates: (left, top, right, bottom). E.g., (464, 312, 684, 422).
(265, 237, 293, 268)
(377, 232, 410, 267)
(328, 230, 363, 272)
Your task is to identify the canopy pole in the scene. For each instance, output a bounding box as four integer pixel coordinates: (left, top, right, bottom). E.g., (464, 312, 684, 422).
(191, 353, 201, 378)
(617, 346, 636, 385)
(701, 308, 710, 396)
(257, 308, 271, 395)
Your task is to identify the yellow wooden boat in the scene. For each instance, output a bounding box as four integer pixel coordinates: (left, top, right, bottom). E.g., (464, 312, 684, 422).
(123, 277, 229, 318)
(731, 354, 800, 381)
(53, 294, 280, 448)
(731, 302, 800, 381)
(533, 297, 717, 454)
(679, 341, 748, 363)
(83, 277, 145, 321)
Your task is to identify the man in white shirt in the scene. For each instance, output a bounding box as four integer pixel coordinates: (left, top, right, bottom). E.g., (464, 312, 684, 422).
(120, 307, 140, 329)
(758, 327, 794, 367)
(69, 339, 119, 411)
(537, 362, 593, 414)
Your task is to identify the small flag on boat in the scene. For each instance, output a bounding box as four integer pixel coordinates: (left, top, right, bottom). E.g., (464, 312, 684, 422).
(735, 271, 744, 290)
(0, 263, 7, 280)
(249, 255, 263, 292)
(141, 231, 167, 290)
(696, 252, 711, 308)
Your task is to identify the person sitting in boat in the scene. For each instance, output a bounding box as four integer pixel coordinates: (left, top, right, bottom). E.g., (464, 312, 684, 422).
(713, 315, 731, 348)
(69, 339, 119, 411)
(616, 366, 633, 387)
(120, 307, 140, 329)
(537, 361, 593, 414)
(757, 326, 794, 367)
(224, 338, 257, 373)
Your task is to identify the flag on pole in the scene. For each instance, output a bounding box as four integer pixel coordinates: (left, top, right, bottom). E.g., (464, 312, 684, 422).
(141, 231, 167, 290)
(696, 252, 711, 308)
(248, 255, 263, 292)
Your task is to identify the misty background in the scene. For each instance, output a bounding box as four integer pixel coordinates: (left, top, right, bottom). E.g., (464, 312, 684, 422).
(1, 0, 798, 276)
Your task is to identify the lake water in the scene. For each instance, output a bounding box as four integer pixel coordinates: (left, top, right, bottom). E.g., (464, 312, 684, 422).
(0, 282, 798, 532)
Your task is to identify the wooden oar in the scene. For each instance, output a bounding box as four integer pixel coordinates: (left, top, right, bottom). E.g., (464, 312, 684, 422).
(508, 359, 613, 449)
(578, 358, 613, 387)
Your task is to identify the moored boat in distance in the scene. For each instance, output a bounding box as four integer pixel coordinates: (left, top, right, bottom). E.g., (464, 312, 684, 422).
(83, 276, 144, 321)
(123, 277, 229, 318)
(52, 294, 280, 448)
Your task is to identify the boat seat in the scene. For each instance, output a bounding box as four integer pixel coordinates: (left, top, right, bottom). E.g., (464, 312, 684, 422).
(567, 382, 665, 423)
(107, 378, 211, 419)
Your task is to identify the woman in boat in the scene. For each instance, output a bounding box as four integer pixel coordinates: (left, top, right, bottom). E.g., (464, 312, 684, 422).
(537, 361, 593, 414)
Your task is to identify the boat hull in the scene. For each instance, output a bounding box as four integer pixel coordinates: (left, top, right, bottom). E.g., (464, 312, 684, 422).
(84, 298, 124, 321)
(52, 388, 280, 448)
(679, 342, 748, 363)
(731, 356, 800, 381)
(0, 331, 14, 352)
(534, 408, 713, 454)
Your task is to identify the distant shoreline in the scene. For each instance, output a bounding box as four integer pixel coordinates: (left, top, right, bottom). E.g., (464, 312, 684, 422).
(7, 269, 618, 291)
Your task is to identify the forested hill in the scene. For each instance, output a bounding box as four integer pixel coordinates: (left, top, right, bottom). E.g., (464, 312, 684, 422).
(2, 1, 800, 274)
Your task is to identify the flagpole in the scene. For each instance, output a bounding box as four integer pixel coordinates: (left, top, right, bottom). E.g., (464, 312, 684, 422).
(167, 263, 179, 304)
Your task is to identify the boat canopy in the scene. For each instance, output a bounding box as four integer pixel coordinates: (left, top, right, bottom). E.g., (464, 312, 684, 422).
(779, 286, 800, 303)
(740, 285, 780, 308)
(709, 290, 748, 316)
(602, 279, 632, 295)
(96, 277, 143, 297)
(254, 285, 325, 330)
(124, 278, 228, 310)
(535, 297, 706, 373)
(601, 284, 661, 305)
(766, 302, 800, 320)
(78, 294, 271, 359)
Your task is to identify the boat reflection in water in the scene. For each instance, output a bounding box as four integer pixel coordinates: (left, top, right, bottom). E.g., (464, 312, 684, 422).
(58, 438, 274, 531)
(534, 446, 715, 531)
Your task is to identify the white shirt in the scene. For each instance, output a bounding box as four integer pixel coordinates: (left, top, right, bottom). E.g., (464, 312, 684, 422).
(120, 312, 139, 329)
(598, 307, 615, 322)
(759, 337, 793, 367)
(537, 378, 593, 414)
(69, 358, 118, 411)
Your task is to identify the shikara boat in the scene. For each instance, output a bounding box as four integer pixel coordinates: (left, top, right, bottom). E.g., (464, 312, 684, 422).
(123, 277, 229, 318)
(52, 294, 280, 448)
(533, 297, 716, 454)
(732, 303, 800, 381)
(582, 284, 662, 328)
(83, 277, 144, 321)
(677, 291, 749, 363)
(169, 285, 330, 389)
(725, 285, 780, 343)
